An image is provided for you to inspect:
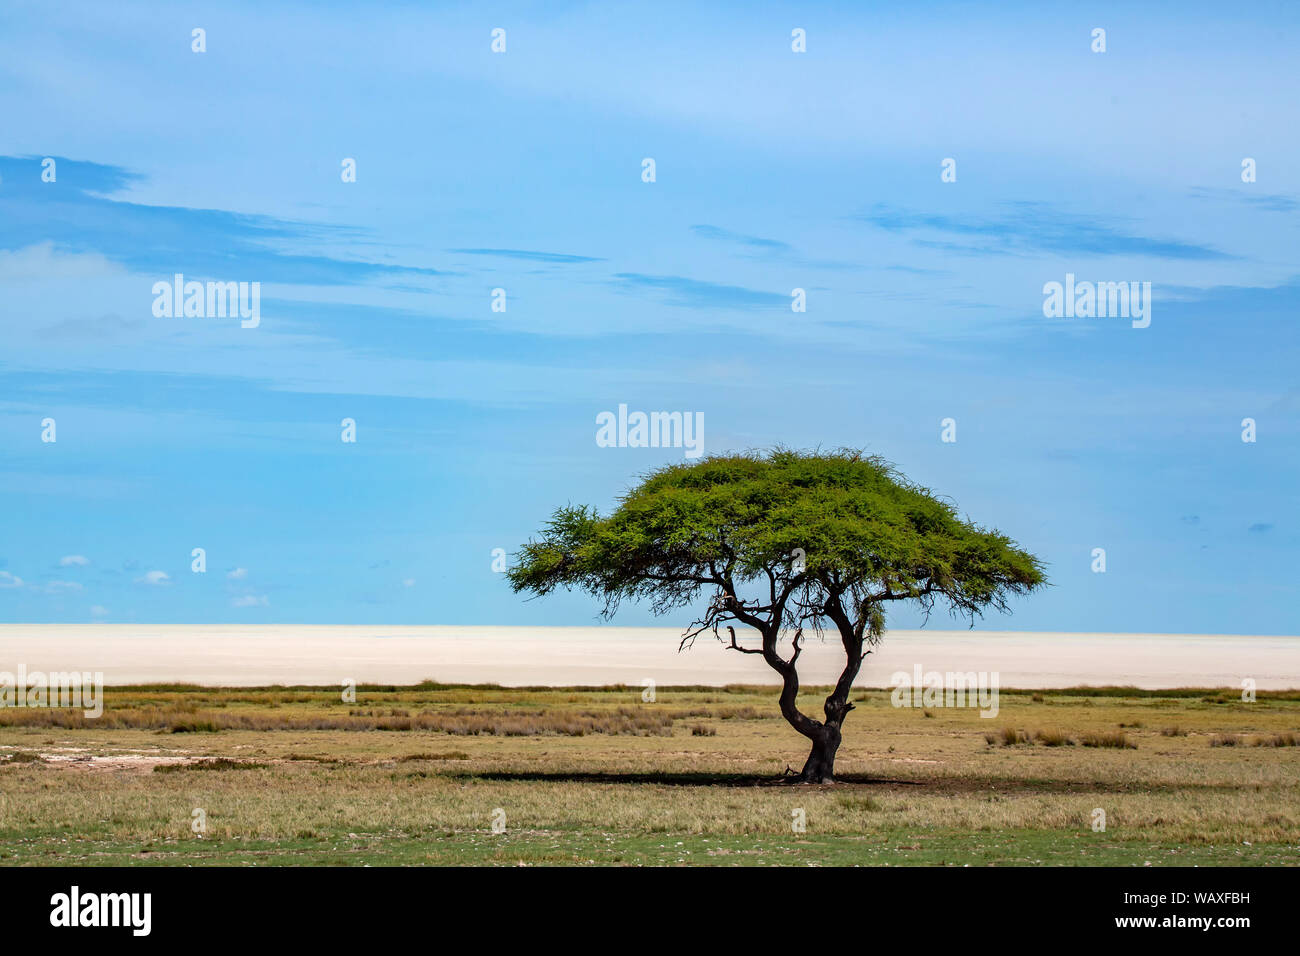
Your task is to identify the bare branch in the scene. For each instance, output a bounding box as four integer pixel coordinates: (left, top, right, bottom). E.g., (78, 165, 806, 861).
(725, 625, 764, 655)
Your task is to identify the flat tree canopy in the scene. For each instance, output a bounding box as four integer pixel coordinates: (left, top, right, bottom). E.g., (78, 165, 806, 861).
(509, 448, 1045, 782)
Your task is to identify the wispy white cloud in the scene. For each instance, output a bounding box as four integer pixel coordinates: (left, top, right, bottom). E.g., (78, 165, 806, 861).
(0, 242, 122, 281)
(43, 580, 83, 593)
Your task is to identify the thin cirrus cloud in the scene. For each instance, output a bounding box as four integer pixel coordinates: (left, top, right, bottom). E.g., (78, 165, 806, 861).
(0, 155, 441, 286)
(610, 272, 787, 310)
(447, 248, 605, 264)
(689, 225, 855, 271)
(689, 224, 792, 253)
(1187, 187, 1299, 214)
(853, 202, 1233, 261)
(37, 312, 146, 342)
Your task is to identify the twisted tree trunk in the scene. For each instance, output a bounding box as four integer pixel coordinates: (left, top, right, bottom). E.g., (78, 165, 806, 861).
(798, 722, 842, 783)
(766, 619, 864, 784)
(726, 590, 870, 784)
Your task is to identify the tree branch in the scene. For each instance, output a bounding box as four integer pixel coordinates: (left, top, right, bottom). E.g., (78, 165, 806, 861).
(724, 625, 764, 655)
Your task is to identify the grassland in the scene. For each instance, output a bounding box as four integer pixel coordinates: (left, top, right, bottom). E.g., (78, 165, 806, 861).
(1, 683, 1298, 866)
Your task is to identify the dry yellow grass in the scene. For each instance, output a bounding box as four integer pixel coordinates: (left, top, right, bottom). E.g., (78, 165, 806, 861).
(2, 684, 1298, 864)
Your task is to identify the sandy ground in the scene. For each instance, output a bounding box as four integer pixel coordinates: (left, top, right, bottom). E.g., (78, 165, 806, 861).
(1, 625, 1297, 688)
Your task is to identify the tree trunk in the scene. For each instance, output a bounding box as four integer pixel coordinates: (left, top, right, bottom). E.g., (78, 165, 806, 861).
(798, 722, 842, 783)
(752, 613, 862, 784)
(791, 598, 869, 783)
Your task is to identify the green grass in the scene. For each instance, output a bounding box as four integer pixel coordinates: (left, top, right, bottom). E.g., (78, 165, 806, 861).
(0, 827, 1292, 867)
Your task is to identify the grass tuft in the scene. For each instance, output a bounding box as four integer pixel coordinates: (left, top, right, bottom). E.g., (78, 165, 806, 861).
(1000, 726, 1032, 746)
(1033, 729, 1073, 747)
(154, 758, 269, 773)
(1250, 732, 1298, 747)
(397, 751, 471, 761)
(1081, 731, 1136, 749)
(1, 750, 44, 764)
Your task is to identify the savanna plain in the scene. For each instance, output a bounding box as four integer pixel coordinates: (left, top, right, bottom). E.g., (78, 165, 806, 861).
(1, 683, 1297, 866)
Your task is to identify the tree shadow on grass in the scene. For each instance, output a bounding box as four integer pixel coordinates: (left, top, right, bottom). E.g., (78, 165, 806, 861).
(447, 770, 924, 788)
(446, 770, 1246, 795)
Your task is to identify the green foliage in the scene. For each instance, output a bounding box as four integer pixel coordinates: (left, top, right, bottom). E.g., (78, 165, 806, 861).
(509, 448, 1045, 632)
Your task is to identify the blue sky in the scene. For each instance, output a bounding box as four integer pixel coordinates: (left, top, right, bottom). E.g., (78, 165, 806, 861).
(1, 1, 1297, 634)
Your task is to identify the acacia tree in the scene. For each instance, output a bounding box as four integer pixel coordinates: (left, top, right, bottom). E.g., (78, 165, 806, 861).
(508, 449, 1044, 783)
